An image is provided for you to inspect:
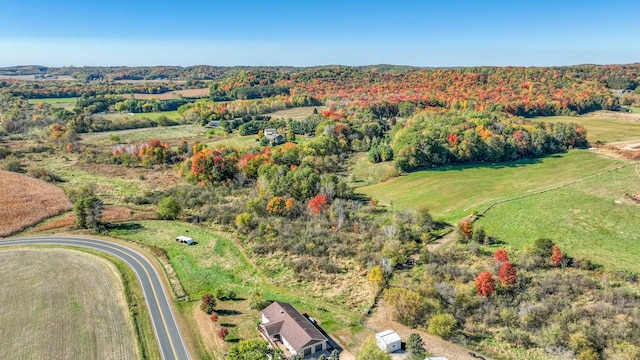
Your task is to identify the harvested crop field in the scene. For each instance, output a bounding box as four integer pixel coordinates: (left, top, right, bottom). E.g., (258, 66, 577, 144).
(131, 88, 209, 100)
(0, 248, 137, 360)
(0, 170, 72, 237)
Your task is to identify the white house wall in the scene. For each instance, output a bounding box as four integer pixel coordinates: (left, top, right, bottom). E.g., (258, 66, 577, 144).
(282, 337, 297, 355)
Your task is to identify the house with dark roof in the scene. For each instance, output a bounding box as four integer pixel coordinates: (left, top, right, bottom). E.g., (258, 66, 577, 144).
(259, 301, 329, 357)
(264, 128, 284, 145)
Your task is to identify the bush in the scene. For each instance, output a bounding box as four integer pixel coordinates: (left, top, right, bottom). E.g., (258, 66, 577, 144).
(214, 288, 236, 301)
(27, 168, 64, 182)
(533, 238, 554, 257)
(427, 313, 458, 339)
(200, 294, 216, 314)
(248, 289, 270, 310)
(157, 196, 181, 220)
(218, 327, 229, 340)
(2, 159, 26, 173)
(0, 147, 10, 159)
(235, 212, 255, 233)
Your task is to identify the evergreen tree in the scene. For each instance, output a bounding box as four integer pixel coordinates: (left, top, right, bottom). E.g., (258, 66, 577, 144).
(406, 333, 427, 359)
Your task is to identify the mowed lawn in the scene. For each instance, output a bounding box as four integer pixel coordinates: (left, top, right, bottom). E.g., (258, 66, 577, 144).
(357, 150, 629, 222)
(0, 248, 137, 360)
(531, 114, 640, 143)
(477, 164, 640, 273)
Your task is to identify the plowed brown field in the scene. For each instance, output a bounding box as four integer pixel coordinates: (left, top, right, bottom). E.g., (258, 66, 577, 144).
(0, 170, 72, 237)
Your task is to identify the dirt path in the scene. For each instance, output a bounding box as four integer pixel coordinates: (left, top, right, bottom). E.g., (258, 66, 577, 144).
(427, 229, 457, 252)
(365, 299, 479, 360)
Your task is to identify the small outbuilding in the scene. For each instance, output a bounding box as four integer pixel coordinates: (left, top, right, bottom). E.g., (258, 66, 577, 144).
(425, 357, 449, 360)
(375, 330, 401, 353)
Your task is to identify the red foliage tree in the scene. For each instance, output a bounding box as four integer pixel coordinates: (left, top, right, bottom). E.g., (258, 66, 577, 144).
(475, 271, 495, 297)
(210, 312, 219, 322)
(307, 193, 329, 215)
(498, 262, 517, 286)
(493, 249, 509, 263)
(190, 148, 238, 185)
(551, 244, 563, 267)
(218, 327, 229, 339)
(447, 133, 459, 147)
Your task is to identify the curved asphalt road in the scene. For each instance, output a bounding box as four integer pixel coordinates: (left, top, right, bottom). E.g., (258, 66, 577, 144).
(1, 236, 190, 360)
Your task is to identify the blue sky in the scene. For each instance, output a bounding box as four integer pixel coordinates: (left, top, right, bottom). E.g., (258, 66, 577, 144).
(0, 0, 639, 67)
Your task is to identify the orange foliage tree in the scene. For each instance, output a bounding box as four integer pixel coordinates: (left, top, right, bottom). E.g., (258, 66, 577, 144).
(494, 249, 509, 263)
(458, 219, 473, 242)
(266, 196, 288, 216)
(551, 245, 564, 267)
(475, 271, 495, 297)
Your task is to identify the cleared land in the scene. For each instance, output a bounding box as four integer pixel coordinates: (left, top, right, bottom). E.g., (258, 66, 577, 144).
(206, 133, 260, 149)
(27, 97, 78, 104)
(0, 248, 137, 360)
(476, 164, 640, 273)
(100, 110, 182, 121)
(0, 74, 75, 81)
(267, 105, 328, 120)
(358, 150, 629, 222)
(532, 111, 640, 143)
(81, 123, 202, 145)
(131, 88, 209, 100)
(107, 220, 370, 357)
(0, 170, 72, 237)
(349, 152, 397, 187)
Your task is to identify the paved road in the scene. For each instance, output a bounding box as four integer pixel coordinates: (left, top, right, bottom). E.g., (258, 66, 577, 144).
(1, 236, 190, 360)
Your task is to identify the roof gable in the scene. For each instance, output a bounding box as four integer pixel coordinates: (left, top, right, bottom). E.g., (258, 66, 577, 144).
(261, 301, 328, 351)
(376, 330, 401, 344)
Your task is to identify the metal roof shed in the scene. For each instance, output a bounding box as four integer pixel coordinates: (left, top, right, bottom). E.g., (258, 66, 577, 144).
(375, 330, 401, 353)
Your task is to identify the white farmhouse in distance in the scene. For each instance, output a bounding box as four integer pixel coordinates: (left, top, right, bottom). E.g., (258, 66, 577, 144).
(375, 330, 401, 353)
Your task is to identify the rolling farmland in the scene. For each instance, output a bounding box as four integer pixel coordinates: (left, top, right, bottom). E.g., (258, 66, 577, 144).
(0, 248, 137, 360)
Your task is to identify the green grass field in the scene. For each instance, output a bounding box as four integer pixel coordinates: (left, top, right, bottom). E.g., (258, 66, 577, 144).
(266, 106, 327, 120)
(358, 150, 630, 222)
(476, 164, 640, 273)
(107, 220, 363, 334)
(27, 97, 78, 104)
(102, 110, 182, 121)
(81, 124, 205, 145)
(27, 154, 156, 204)
(532, 114, 640, 143)
(349, 153, 397, 187)
(206, 134, 261, 149)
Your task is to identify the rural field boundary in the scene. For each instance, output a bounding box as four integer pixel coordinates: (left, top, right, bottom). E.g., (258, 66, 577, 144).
(478, 162, 638, 218)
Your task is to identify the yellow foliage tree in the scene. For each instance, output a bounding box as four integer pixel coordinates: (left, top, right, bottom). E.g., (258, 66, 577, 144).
(367, 266, 384, 287)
